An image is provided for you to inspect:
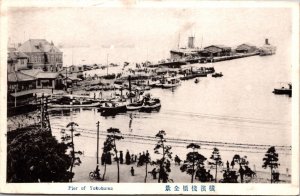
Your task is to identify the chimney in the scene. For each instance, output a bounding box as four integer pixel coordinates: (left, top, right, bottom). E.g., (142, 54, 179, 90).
(265, 39, 269, 45)
(188, 36, 195, 49)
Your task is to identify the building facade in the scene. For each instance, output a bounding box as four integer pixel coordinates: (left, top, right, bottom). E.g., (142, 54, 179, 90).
(17, 39, 63, 72)
(21, 70, 64, 89)
(200, 45, 232, 57)
(235, 43, 257, 53)
(7, 49, 29, 73)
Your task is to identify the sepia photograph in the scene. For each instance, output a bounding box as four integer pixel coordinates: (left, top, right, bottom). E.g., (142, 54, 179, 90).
(0, 0, 299, 195)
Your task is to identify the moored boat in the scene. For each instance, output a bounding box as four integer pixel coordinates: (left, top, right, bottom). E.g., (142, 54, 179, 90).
(140, 94, 161, 112)
(126, 100, 144, 111)
(212, 72, 223, 77)
(99, 102, 127, 116)
(48, 96, 100, 108)
(162, 78, 181, 88)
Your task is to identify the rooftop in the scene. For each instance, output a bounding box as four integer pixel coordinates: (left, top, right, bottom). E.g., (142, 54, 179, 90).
(20, 69, 42, 77)
(18, 39, 62, 53)
(8, 71, 36, 82)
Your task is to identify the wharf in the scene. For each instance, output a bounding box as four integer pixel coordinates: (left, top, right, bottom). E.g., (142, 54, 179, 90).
(207, 52, 260, 63)
(149, 52, 259, 68)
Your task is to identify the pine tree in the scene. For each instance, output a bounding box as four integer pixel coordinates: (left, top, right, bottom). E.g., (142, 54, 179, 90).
(153, 130, 173, 183)
(231, 154, 249, 182)
(262, 146, 280, 183)
(180, 143, 207, 183)
(62, 122, 82, 182)
(209, 147, 223, 183)
(103, 128, 124, 182)
(139, 150, 151, 183)
(7, 127, 72, 182)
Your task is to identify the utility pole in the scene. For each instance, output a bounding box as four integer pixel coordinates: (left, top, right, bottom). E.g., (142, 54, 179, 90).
(40, 93, 44, 129)
(96, 121, 100, 166)
(65, 67, 68, 91)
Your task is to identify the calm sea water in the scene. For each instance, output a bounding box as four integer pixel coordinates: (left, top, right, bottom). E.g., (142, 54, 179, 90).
(49, 48, 292, 173)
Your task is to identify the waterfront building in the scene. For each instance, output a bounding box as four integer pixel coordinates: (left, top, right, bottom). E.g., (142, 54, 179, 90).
(17, 39, 63, 72)
(60, 66, 84, 80)
(21, 69, 65, 90)
(200, 45, 232, 57)
(7, 71, 37, 108)
(235, 43, 258, 53)
(7, 49, 29, 73)
(7, 71, 36, 93)
(69, 65, 84, 73)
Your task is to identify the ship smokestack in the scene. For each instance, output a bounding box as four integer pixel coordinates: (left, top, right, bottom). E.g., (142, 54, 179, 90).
(265, 38, 269, 45)
(188, 36, 195, 49)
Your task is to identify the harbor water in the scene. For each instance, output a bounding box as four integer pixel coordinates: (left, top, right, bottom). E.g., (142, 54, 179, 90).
(50, 48, 292, 175)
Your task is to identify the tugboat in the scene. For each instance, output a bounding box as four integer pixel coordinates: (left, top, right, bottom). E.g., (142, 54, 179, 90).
(126, 100, 144, 111)
(273, 83, 292, 97)
(140, 94, 161, 112)
(212, 72, 223, 78)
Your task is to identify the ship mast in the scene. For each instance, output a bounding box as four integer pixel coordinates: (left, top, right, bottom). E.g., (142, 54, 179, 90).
(201, 35, 203, 49)
(177, 33, 180, 50)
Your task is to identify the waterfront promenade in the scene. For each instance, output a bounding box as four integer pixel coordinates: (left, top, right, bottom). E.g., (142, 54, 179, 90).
(73, 155, 291, 183)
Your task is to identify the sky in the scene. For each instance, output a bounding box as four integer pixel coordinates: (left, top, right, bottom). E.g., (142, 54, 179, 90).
(8, 6, 292, 65)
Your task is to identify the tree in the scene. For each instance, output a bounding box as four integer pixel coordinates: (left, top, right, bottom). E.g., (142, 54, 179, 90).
(209, 147, 223, 183)
(231, 154, 249, 182)
(101, 141, 112, 181)
(153, 130, 173, 183)
(7, 127, 72, 182)
(262, 146, 280, 183)
(61, 122, 82, 182)
(103, 128, 124, 182)
(139, 150, 151, 183)
(180, 143, 207, 183)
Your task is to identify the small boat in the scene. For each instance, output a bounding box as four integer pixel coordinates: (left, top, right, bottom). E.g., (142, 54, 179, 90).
(212, 72, 223, 77)
(273, 83, 292, 97)
(194, 78, 199, 83)
(162, 78, 181, 88)
(180, 72, 207, 80)
(99, 102, 127, 116)
(48, 96, 100, 108)
(140, 94, 161, 112)
(126, 100, 143, 111)
(205, 67, 215, 74)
